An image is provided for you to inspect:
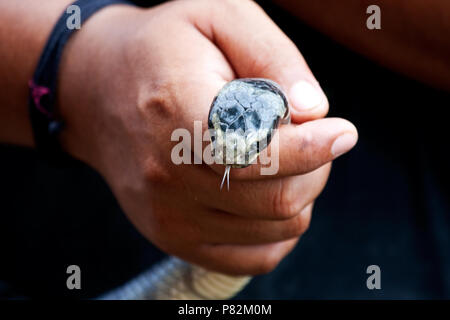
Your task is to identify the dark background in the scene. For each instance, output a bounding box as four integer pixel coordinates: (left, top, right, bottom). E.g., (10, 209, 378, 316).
(1, 1, 449, 299)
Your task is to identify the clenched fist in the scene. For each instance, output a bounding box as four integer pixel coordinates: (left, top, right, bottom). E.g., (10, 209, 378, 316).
(57, 0, 357, 275)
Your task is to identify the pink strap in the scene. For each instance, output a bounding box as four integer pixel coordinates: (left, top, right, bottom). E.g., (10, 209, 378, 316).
(28, 80, 52, 117)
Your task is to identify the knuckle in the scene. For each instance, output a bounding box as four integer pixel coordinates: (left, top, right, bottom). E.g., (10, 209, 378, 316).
(137, 78, 178, 121)
(284, 213, 310, 238)
(272, 181, 302, 219)
(247, 39, 276, 74)
(253, 249, 283, 275)
(142, 158, 172, 187)
(298, 128, 314, 151)
(294, 206, 313, 235)
(295, 129, 315, 171)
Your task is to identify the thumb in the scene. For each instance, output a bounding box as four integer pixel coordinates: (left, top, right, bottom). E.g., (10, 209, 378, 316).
(192, 0, 329, 123)
(209, 117, 358, 180)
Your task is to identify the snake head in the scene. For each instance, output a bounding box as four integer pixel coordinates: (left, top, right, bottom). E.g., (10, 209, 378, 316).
(208, 78, 289, 169)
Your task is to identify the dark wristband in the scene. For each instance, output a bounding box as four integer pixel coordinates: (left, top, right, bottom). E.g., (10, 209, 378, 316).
(28, 0, 132, 162)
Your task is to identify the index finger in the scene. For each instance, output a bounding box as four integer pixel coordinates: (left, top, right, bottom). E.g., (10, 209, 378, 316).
(188, 0, 329, 122)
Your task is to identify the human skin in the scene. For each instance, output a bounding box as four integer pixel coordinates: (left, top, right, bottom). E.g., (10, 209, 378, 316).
(0, 0, 358, 275)
(273, 0, 450, 91)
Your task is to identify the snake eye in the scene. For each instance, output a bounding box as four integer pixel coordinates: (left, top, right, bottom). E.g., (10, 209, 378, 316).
(219, 122, 228, 133)
(244, 109, 261, 131)
(228, 115, 245, 131)
(221, 103, 244, 125)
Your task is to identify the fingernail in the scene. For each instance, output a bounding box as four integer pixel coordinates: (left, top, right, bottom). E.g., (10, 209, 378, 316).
(289, 81, 324, 111)
(331, 133, 358, 157)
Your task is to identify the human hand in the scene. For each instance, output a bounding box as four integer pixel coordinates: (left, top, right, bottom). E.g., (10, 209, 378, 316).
(57, 0, 357, 275)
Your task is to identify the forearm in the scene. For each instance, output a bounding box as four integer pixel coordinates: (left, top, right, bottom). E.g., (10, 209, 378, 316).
(0, 0, 73, 147)
(274, 0, 450, 90)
